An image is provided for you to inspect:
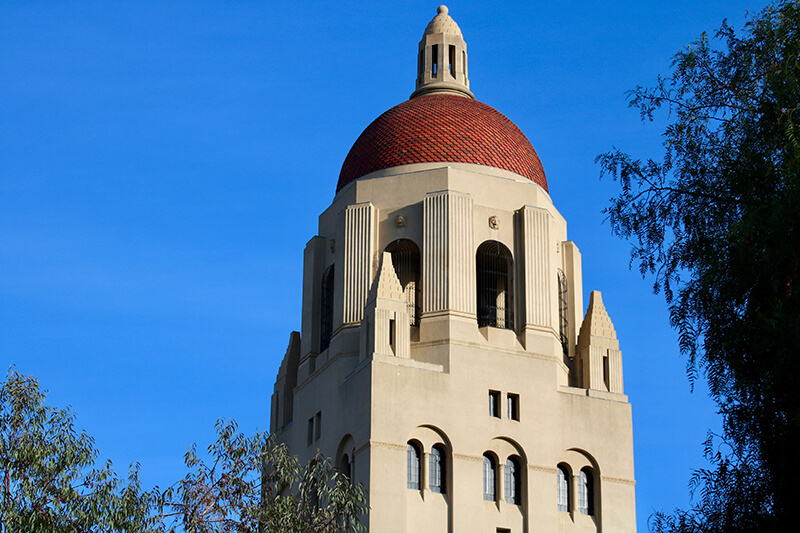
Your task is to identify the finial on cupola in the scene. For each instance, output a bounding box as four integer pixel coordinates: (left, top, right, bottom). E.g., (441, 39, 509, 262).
(410, 5, 474, 99)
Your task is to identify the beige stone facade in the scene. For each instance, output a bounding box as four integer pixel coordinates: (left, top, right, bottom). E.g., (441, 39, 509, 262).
(271, 6, 636, 533)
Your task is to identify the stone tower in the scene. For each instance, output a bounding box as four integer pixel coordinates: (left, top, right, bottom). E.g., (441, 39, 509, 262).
(271, 6, 636, 532)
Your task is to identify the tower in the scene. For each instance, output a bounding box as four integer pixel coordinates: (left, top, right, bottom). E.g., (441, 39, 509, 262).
(271, 6, 636, 532)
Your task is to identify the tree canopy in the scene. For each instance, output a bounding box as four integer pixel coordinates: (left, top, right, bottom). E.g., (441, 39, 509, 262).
(0, 369, 366, 533)
(597, 1, 800, 531)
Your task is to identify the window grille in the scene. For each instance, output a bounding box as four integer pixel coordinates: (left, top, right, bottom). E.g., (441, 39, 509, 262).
(430, 445, 446, 494)
(505, 457, 521, 504)
(557, 466, 569, 511)
(386, 239, 421, 326)
(579, 468, 594, 515)
(483, 454, 496, 501)
(476, 241, 514, 330)
(320, 265, 335, 353)
(407, 443, 421, 490)
(558, 269, 569, 357)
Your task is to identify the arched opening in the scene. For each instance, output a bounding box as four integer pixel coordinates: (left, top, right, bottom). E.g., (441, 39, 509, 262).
(476, 240, 514, 330)
(505, 456, 521, 505)
(319, 264, 335, 353)
(558, 269, 569, 358)
(483, 453, 497, 501)
(578, 467, 595, 516)
(430, 444, 446, 494)
(557, 464, 570, 512)
(385, 239, 421, 326)
(407, 442, 421, 490)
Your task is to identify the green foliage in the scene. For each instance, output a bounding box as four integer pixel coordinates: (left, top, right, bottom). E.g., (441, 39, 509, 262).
(597, 1, 800, 531)
(0, 369, 157, 533)
(157, 419, 367, 533)
(1, 371, 367, 533)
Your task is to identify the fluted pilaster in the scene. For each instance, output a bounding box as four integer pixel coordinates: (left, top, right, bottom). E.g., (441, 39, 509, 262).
(423, 190, 474, 315)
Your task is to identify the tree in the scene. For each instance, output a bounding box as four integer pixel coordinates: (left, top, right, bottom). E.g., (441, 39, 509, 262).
(156, 419, 366, 533)
(597, 1, 800, 531)
(0, 369, 156, 533)
(1, 370, 367, 533)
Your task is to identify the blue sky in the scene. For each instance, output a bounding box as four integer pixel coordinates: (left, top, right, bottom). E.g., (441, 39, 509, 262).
(1, 1, 769, 530)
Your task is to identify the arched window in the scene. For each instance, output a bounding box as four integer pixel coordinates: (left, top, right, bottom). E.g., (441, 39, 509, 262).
(483, 454, 496, 501)
(476, 241, 514, 330)
(557, 465, 569, 512)
(385, 239, 421, 326)
(578, 468, 595, 515)
(340, 453, 351, 480)
(505, 457, 521, 505)
(429, 444, 446, 494)
(407, 442, 421, 490)
(320, 265, 335, 352)
(558, 269, 569, 357)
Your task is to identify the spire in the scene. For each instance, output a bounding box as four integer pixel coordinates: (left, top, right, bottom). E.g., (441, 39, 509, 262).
(410, 5, 474, 99)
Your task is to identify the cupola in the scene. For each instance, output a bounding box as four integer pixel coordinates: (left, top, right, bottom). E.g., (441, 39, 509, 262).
(410, 5, 474, 99)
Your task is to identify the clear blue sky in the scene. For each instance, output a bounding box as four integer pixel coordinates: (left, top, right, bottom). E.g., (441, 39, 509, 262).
(1, 1, 769, 530)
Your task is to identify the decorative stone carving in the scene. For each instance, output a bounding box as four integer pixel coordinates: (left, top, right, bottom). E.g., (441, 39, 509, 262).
(488, 215, 499, 229)
(396, 214, 407, 228)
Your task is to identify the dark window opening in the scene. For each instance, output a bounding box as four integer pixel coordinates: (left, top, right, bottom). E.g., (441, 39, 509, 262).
(557, 465, 569, 511)
(477, 241, 514, 330)
(507, 393, 519, 421)
(603, 353, 610, 391)
(430, 445, 446, 494)
(558, 269, 569, 358)
(320, 265, 335, 353)
(579, 468, 595, 515)
(505, 457, 521, 505)
(407, 442, 421, 490)
(483, 454, 496, 501)
(489, 390, 501, 418)
(432, 44, 439, 77)
(314, 411, 321, 441)
(389, 318, 395, 354)
(385, 239, 421, 326)
(307, 417, 314, 446)
(449, 45, 456, 77)
(417, 49, 424, 82)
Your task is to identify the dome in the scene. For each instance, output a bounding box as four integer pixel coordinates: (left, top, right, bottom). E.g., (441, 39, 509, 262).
(424, 5, 462, 37)
(337, 93, 548, 192)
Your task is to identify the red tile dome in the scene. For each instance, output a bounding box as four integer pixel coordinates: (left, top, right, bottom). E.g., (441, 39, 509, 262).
(337, 93, 547, 192)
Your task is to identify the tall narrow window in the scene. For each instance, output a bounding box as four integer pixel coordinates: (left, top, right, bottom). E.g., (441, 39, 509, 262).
(483, 454, 496, 501)
(448, 45, 456, 77)
(314, 411, 321, 440)
(430, 445, 446, 494)
(341, 453, 351, 479)
(558, 269, 569, 357)
(489, 390, 501, 418)
(579, 468, 595, 515)
(505, 457, 521, 505)
(431, 44, 439, 77)
(407, 442, 421, 490)
(320, 265, 335, 352)
(476, 241, 514, 330)
(507, 393, 519, 421)
(417, 49, 424, 82)
(307, 417, 314, 446)
(557, 465, 569, 511)
(385, 239, 421, 326)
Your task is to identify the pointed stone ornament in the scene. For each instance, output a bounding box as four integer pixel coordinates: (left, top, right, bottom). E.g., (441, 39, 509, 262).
(361, 252, 410, 359)
(411, 5, 474, 99)
(576, 291, 624, 393)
